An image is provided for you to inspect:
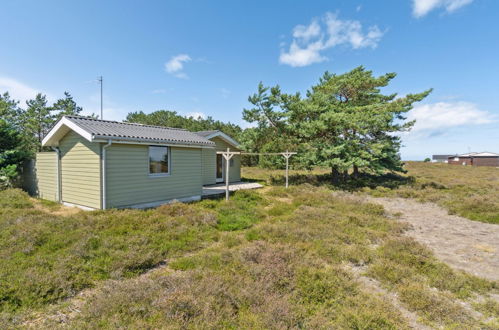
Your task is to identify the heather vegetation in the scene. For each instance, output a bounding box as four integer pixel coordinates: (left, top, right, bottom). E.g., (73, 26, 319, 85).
(0, 189, 220, 313)
(365, 162, 499, 224)
(1, 184, 498, 328)
(243, 161, 499, 224)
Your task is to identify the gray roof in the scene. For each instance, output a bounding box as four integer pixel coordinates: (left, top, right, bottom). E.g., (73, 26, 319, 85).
(64, 116, 215, 146)
(432, 154, 455, 160)
(458, 152, 499, 157)
(195, 130, 219, 137)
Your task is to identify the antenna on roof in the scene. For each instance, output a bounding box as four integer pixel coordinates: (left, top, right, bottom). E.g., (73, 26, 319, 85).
(97, 76, 103, 119)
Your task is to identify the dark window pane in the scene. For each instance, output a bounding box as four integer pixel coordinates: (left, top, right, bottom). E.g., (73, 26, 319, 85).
(149, 146, 169, 174)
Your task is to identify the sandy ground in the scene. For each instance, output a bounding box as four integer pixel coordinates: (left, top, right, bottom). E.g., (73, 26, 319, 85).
(371, 197, 499, 282)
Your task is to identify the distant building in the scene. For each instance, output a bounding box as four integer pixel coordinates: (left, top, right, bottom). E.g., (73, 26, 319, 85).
(447, 152, 499, 167)
(431, 155, 454, 163)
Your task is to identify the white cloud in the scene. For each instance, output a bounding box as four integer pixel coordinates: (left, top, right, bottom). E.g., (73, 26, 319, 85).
(151, 89, 167, 94)
(280, 41, 328, 67)
(240, 120, 257, 129)
(412, 0, 473, 17)
(0, 76, 51, 104)
(185, 111, 206, 119)
(407, 101, 495, 133)
(280, 12, 384, 67)
(292, 20, 321, 42)
(164, 54, 191, 79)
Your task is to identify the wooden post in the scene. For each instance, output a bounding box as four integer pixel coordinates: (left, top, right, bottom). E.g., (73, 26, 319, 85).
(285, 150, 289, 188)
(217, 149, 240, 201)
(222, 147, 235, 201)
(281, 151, 296, 189)
(225, 148, 230, 200)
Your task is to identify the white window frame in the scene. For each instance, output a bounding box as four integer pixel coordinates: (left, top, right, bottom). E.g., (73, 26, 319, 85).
(148, 146, 171, 177)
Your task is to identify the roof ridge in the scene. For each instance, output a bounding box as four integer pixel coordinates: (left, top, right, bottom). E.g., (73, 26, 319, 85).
(64, 115, 188, 131)
(459, 151, 499, 156)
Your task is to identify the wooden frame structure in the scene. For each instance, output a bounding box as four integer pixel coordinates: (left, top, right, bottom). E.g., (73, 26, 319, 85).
(216, 148, 297, 200)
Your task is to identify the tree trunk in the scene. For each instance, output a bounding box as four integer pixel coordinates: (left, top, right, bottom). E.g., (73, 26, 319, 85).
(342, 170, 349, 182)
(331, 167, 340, 185)
(352, 165, 359, 179)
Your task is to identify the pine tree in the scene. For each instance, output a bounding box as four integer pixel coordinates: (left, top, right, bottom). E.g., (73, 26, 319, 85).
(22, 93, 52, 152)
(0, 92, 21, 127)
(52, 92, 83, 120)
(294, 67, 431, 181)
(243, 66, 431, 181)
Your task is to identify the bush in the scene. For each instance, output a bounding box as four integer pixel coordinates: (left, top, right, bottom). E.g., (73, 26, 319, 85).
(216, 190, 267, 231)
(0, 189, 32, 208)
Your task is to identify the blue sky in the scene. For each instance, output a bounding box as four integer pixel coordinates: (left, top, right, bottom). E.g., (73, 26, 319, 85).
(0, 0, 498, 160)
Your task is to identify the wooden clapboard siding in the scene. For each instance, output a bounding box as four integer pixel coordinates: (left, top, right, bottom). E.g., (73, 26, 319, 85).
(59, 131, 101, 209)
(201, 148, 216, 185)
(211, 136, 241, 182)
(106, 144, 202, 208)
(35, 152, 58, 201)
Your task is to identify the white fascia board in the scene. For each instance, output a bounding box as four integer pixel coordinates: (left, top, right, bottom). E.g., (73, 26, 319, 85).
(42, 117, 93, 146)
(204, 132, 240, 148)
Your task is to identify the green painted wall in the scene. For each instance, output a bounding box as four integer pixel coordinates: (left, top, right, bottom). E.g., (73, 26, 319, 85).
(201, 148, 216, 185)
(105, 144, 202, 208)
(59, 131, 102, 209)
(35, 152, 58, 201)
(211, 136, 241, 182)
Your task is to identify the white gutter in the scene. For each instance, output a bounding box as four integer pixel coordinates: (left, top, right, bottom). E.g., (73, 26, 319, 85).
(101, 140, 112, 210)
(51, 147, 61, 202)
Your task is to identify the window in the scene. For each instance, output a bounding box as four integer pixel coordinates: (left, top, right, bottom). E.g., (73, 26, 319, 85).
(230, 159, 234, 167)
(149, 146, 169, 175)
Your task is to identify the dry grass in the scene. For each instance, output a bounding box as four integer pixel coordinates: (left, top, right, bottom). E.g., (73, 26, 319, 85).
(0, 189, 221, 314)
(366, 162, 499, 224)
(242, 166, 331, 186)
(2, 185, 497, 329)
(244, 162, 499, 224)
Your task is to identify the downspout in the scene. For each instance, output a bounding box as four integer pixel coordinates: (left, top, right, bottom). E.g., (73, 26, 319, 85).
(101, 140, 112, 210)
(51, 147, 61, 203)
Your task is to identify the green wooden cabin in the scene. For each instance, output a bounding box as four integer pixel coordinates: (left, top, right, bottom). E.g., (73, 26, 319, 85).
(37, 116, 241, 209)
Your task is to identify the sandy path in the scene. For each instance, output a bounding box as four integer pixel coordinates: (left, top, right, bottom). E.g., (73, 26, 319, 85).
(371, 197, 499, 282)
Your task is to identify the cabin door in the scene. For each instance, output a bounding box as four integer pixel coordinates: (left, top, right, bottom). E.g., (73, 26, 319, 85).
(216, 154, 224, 183)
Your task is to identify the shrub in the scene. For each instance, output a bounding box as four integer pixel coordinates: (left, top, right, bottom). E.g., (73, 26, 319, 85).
(0, 196, 219, 313)
(0, 189, 32, 208)
(215, 190, 267, 231)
